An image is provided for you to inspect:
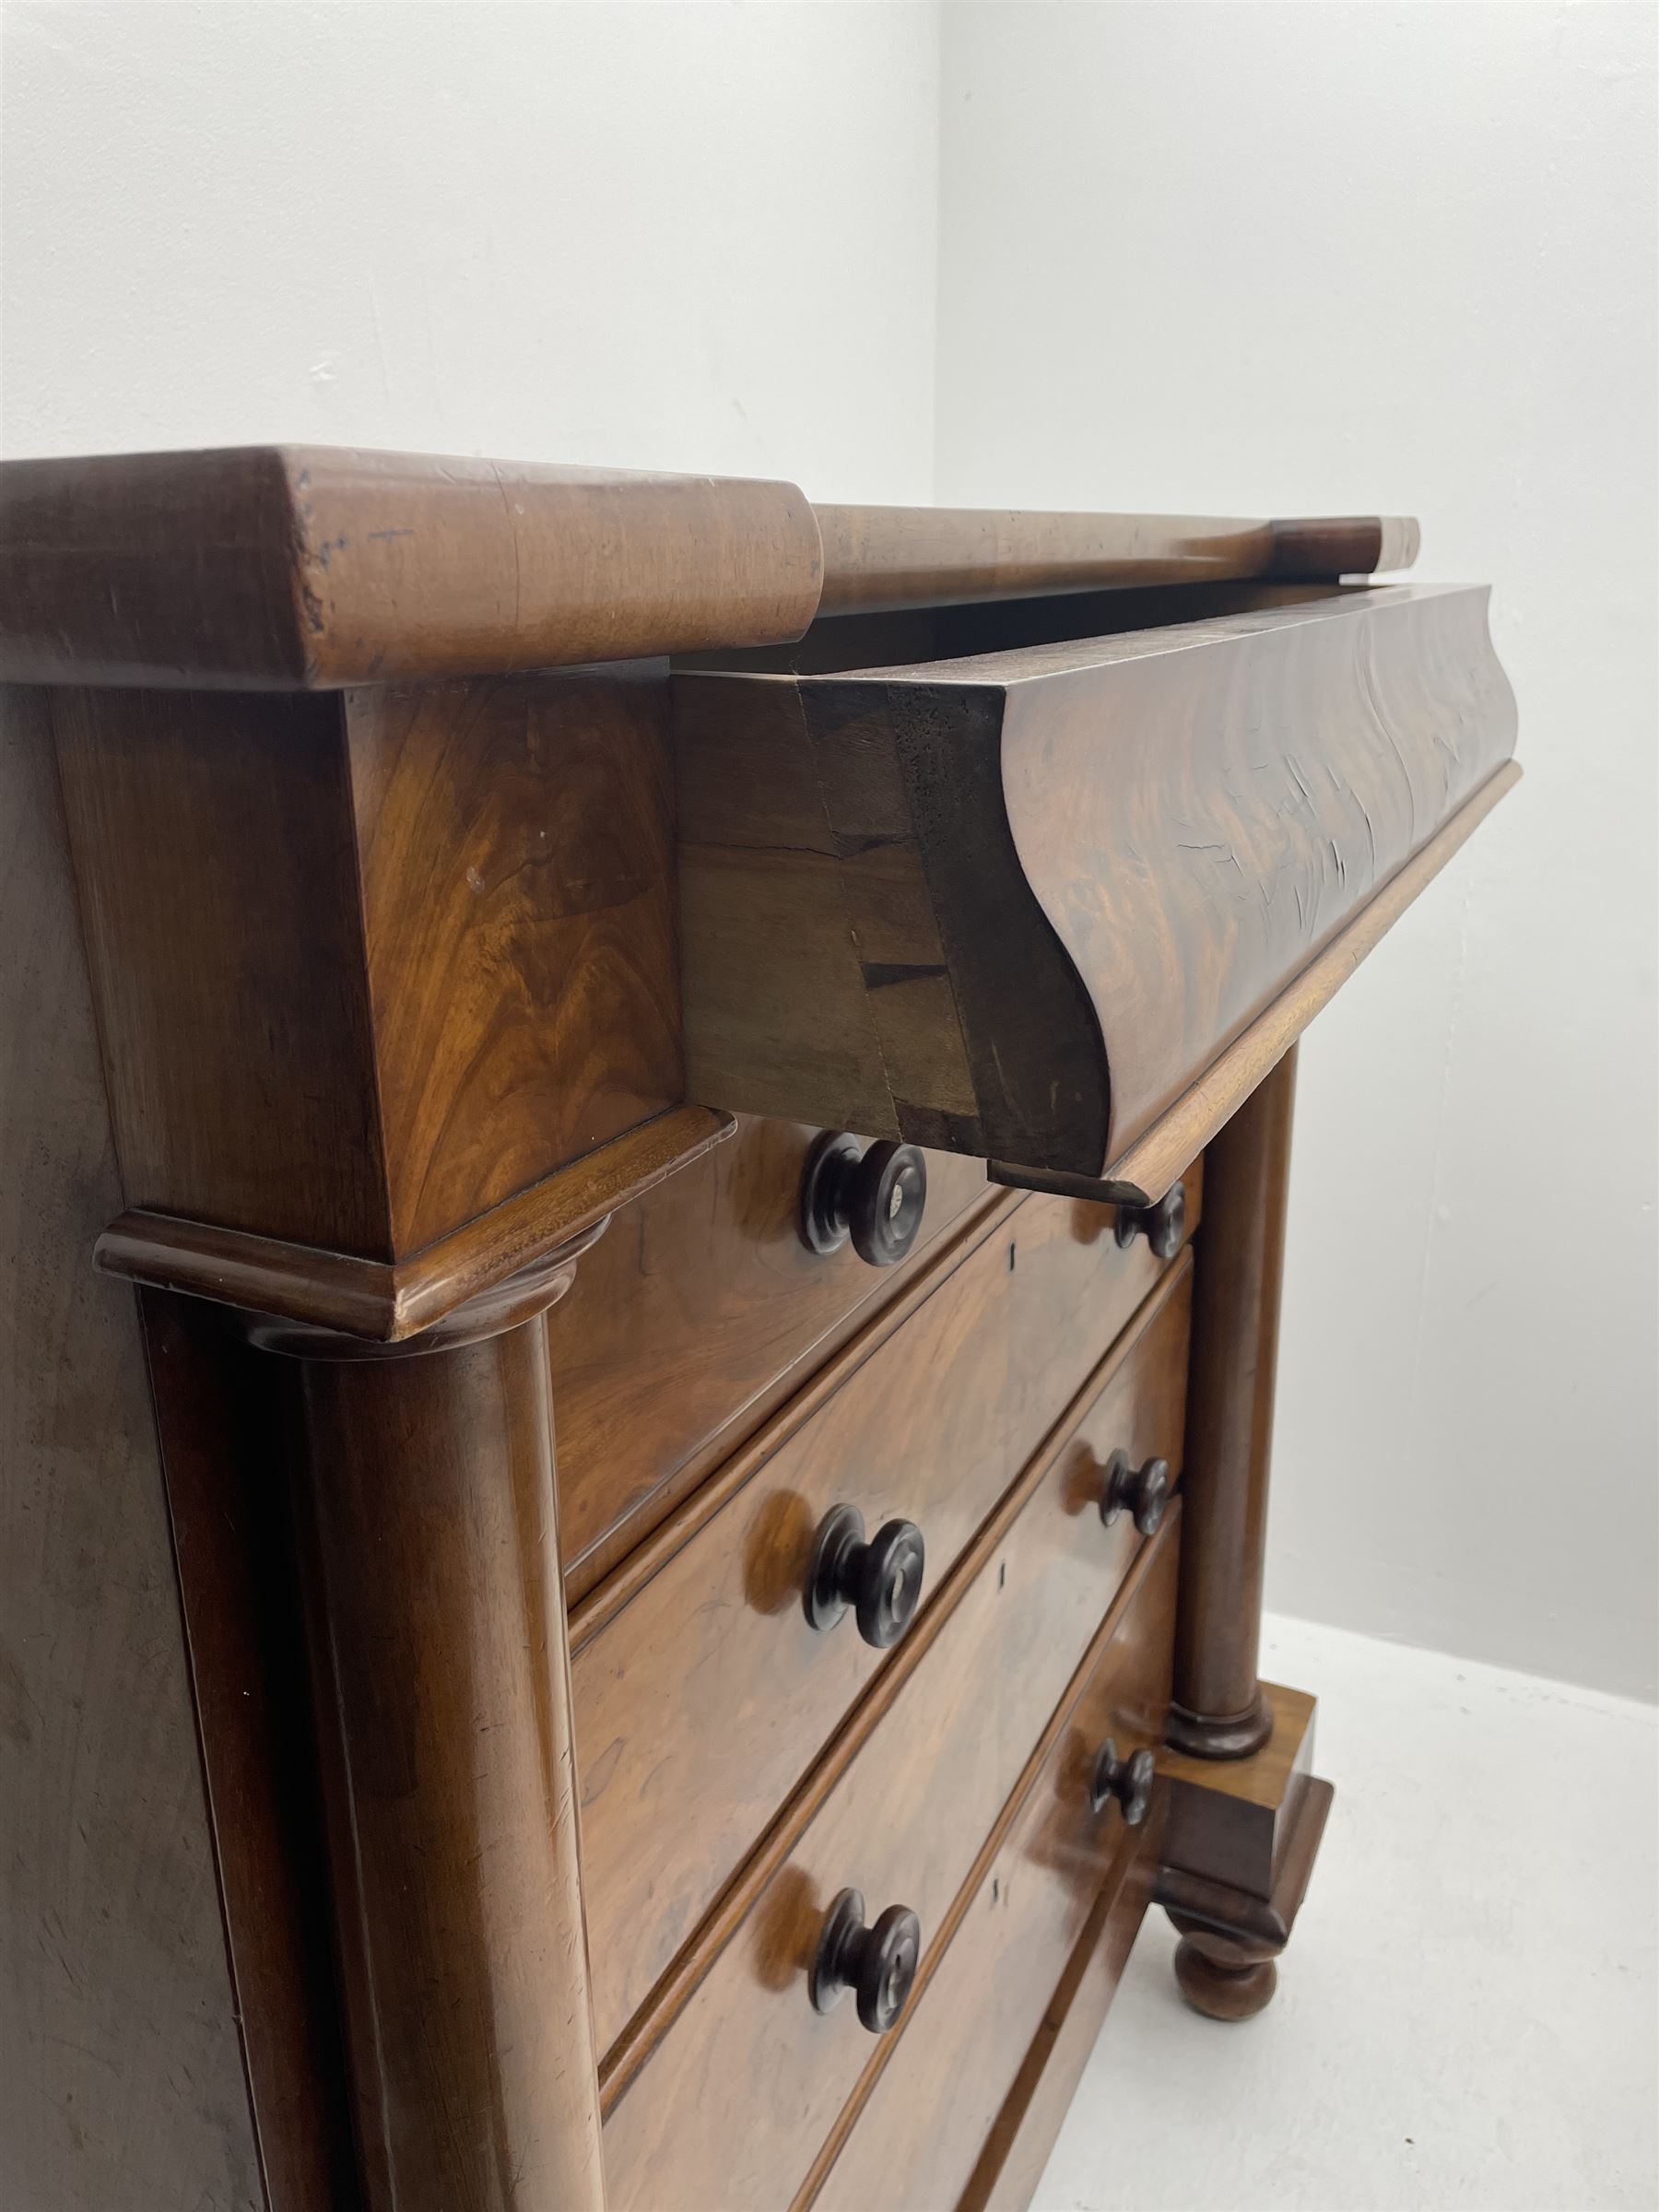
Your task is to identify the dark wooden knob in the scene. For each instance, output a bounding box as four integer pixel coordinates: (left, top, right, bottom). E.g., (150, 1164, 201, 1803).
(1089, 1739, 1155, 1826)
(809, 1888, 921, 2033)
(804, 1504, 925, 1647)
(799, 1132, 928, 1266)
(1113, 1180, 1187, 1261)
(1098, 1449, 1170, 1536)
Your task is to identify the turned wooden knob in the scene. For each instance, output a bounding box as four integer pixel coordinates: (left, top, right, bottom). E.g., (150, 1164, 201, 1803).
(809, 1888, 921, 2033)
(1089, 1739, 1155, 1826)
(800, 1132, 928, 1266)
(1098, 1449, 1170, 1536)
(804, 1504, 926, 1646)
(1113, 1180, 1186, 1260)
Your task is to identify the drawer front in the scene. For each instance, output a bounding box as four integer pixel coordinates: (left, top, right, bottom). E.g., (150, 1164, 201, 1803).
(598, 1266, 1191, 2212)
(678, 582, 1516, 1183)
(809, 1535, 1176, 2212)
(575, 1173, 1200, 2056)
(962, 1828, 1163, 2212)
(548, 1115, 994, 1590)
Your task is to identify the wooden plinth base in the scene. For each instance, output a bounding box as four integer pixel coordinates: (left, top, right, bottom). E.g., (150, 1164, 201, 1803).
(1155, 1680, 1332, 2022)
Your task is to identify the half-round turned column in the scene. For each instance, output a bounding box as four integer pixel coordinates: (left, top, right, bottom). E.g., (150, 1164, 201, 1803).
(254, 1232, 607, 2212)
(1168, 1044, 1299, 1759)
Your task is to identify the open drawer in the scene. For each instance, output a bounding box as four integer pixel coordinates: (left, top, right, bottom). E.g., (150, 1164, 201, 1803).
(675, 582, 1518, 1201)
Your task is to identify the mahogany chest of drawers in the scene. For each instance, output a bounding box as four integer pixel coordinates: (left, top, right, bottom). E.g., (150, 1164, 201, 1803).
(0, 450, 1518, 2210)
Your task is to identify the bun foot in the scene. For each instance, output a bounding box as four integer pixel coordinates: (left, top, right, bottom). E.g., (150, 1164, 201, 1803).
(1169, 1915, 1279, 2021)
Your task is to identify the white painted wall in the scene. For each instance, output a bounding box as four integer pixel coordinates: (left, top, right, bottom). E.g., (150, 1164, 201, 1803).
(939, 2, 1658, 1699)
(0, 1, 940, 497)
(3, 3, 1653, 1698)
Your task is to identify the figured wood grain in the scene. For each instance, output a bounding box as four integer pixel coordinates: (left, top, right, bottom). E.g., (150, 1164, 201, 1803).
(996, 585, 1514, 1159)
(598, 1265, 1192, 2210)
(1008, 758, 1523, 1206)
(54, 670, 689, 1270)
(678, 583, 1518, 1179)
(574, 1176, 1194, 2053)
(0, 688, 262, 2212)
(98, 1105, 731, 1344)
(0, 446, 824, 688)
(567, 1160, 1201, 1646)
(594, 1263, 1190, 2116)
(550, 1116, 997, 1592)
(806, 1533, 1177, 2212)
(813, 507, 1418, 614)
(347, 665, 682, 1251)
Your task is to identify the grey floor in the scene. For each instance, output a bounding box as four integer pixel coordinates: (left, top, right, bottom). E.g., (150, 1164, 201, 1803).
(1033, 1613, 1658, 2212)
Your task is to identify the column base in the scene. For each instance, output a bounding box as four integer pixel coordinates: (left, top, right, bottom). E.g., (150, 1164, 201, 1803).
(1156, 1681, 1332, 2021)
(1164, 1688, 1275, 1759)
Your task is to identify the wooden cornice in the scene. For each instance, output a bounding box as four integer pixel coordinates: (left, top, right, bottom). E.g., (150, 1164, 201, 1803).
(0, 441, 1418, 688)
(0, 446, 825, 688)
(813, 506, 1419, 615)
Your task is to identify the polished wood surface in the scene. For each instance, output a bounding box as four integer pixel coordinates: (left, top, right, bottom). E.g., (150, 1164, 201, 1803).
(550, 1115, 998, 1591)
(575, 1168, 1212, 1654)
(0, 447, 823, 687)
(807, 1527, 1178, 2212)
(0, 688, 263, 2212)
(991, 585, 1513, 1166)
(1162, 1680, 1318, 1900)
(962, 1836, 1162, 2212)
(1160, 1766, 1335, 2025)
(1040, 758, 1523, 1206)
(1171, 1925, 1278, 2020)
(1001, 1169, 1200, 1445)
(345, 667, 682, 1252)
(599, 1269, 1191, 2211)
(813, 507, 1418, 614)
(285, 1294, 604, 2211)
(5, 442, 1522, 2207)
(1171, 1048, 1299, 1758)
(677, 583, 1517, 1182)
(1158, 1680, 1332, 2019)
(574, 1183, 1193, 2053)
(55, 668, 686, 1272)
(1, 443, 1425, 689)
(99, 1103, 732, 1344)
(54, 684, 391, 1253)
